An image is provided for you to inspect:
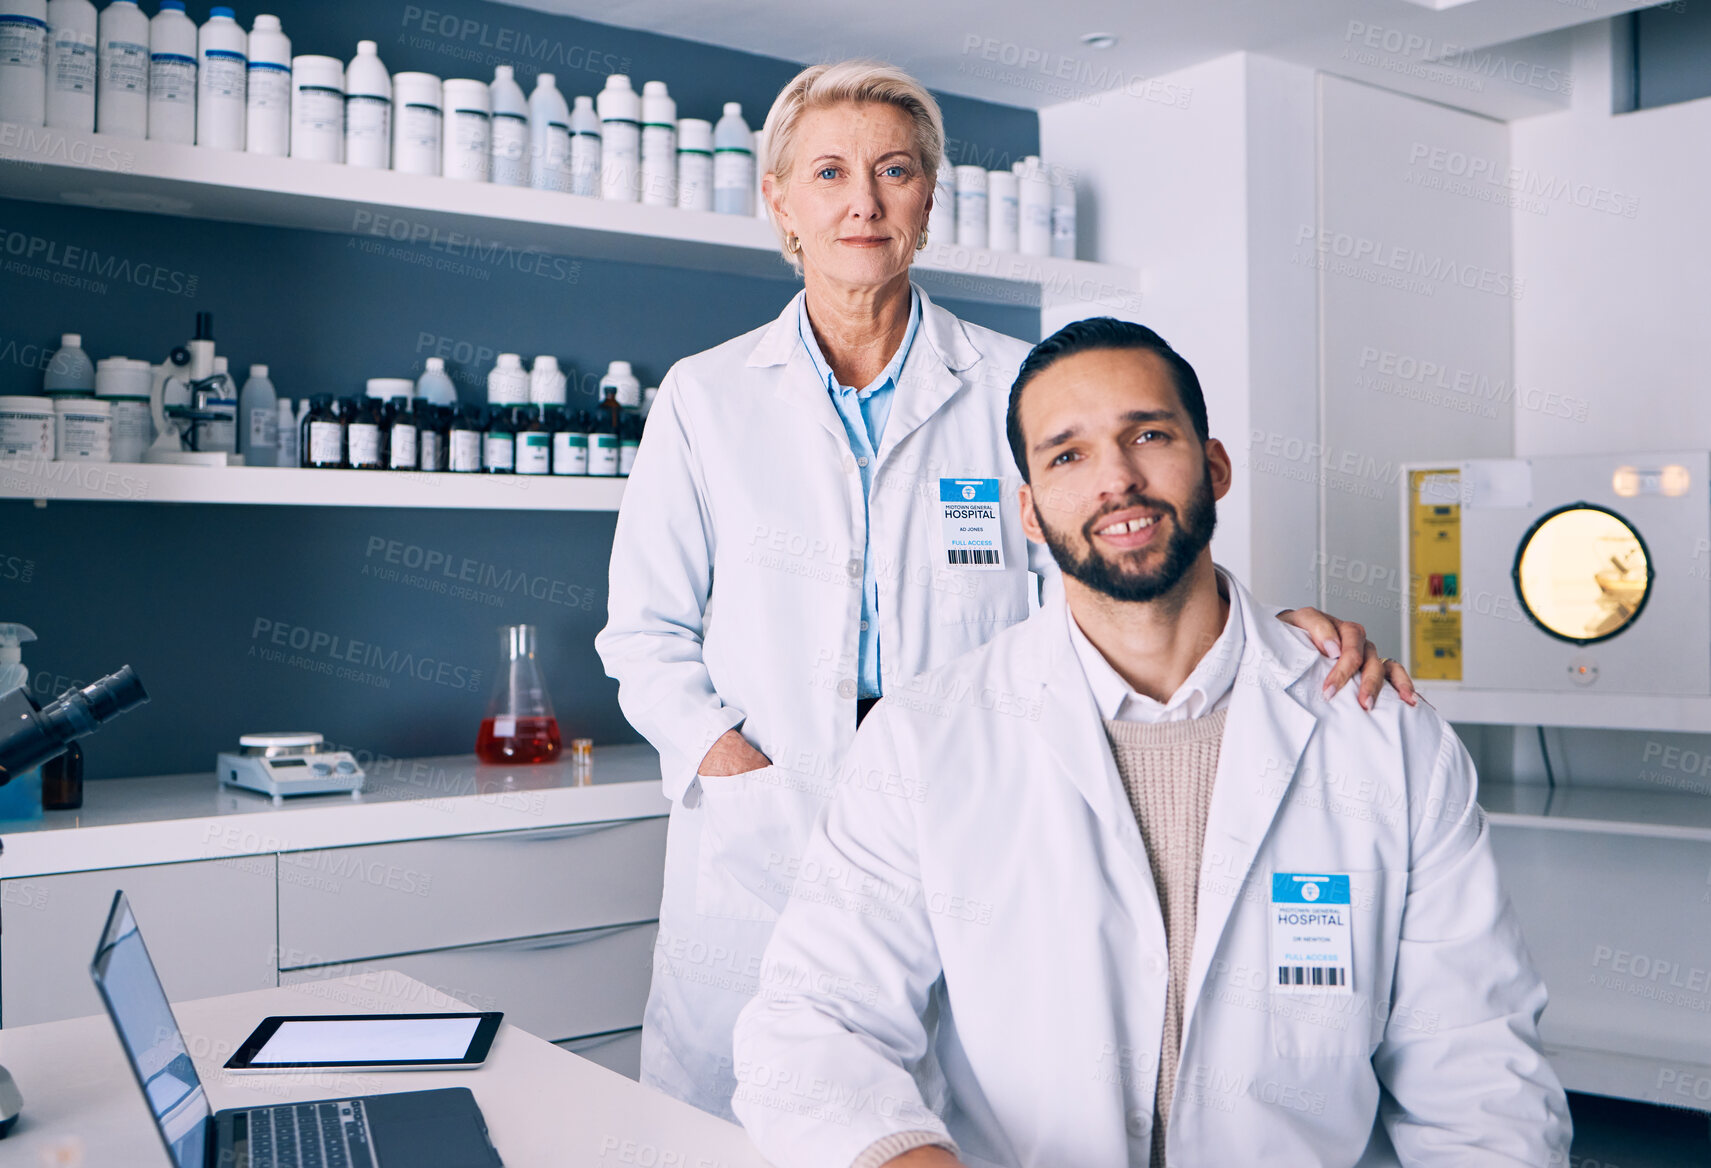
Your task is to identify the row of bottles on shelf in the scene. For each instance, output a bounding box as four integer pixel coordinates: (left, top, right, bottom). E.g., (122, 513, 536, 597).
(0, 317, 651, 475)
(0, 0, 762, 214)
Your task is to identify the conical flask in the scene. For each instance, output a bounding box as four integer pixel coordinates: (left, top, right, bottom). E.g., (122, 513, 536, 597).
(476, 624, 563, 764)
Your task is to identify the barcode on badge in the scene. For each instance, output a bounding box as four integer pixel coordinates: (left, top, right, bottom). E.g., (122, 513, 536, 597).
(1278, 965, 1347, 988)
(947, 548, 1000, 565)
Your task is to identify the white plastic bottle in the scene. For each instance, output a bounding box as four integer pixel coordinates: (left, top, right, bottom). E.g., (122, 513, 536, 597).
(525, 71, 568, 192)
(343, 39, 388, 168)
(954, 165, 988, 248)
(146, 0, 195, 144)
(926, 155, 955, 247)
(95, 0, 147, 137)
(416, 356, 457, 406)
(568, 93, 598, 197)
(486, 352, 528, 405)
(0, 0, 48, 129)
(529, 354, 566, 405)
(195, 5, 245, 150)
(676, 116, 711, 212)
(600, 359, 639, 408)
(1017, 155, 1051, 258)
(244, 15, 288, 155)
(289, 54, 341, 162)
(201, 355, 237, 454)
(276, 396, 297, 466)
(987, 167, 1019, 253)
(1050, 164, 1077, 260)
(597, 73, 639, 202)
(390, 71, 439, 175)
(42, 332, 93, 393)
(639, 80, 674, 206)
(441, 77, 489, 182)
(45, 0, 95, 131)
(712, 102, 752, 216)
(239, 363, 277, 466)
(488, 63, 526, 186)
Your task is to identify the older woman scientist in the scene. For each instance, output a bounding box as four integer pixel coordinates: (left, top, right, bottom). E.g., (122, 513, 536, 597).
(596, 58, 1415, 1120)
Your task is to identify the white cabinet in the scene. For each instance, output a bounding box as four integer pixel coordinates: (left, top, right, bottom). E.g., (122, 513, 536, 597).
(1, 856, 278, 1026)
(282, 921, 658, 1044)
(276, 818, 667, 966)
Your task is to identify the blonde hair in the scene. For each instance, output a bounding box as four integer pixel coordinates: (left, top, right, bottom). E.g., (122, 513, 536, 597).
(761, 59, 945, 267)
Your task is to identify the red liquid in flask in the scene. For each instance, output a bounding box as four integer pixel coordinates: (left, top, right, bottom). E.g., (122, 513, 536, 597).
(476, 716, 563, 764)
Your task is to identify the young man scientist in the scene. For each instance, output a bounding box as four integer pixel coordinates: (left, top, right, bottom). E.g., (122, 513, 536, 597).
(730, 319, 1572, 1168)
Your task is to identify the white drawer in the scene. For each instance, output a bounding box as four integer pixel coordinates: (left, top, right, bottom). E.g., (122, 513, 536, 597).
(277, 817, 666, 966)
(281, 920, 657, 1043)
(1, 856, 278, 1026)
(558, 1027, 644, 1081)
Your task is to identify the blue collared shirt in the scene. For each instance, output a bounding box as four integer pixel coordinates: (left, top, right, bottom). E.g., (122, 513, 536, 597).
(797, 288, 921, 700)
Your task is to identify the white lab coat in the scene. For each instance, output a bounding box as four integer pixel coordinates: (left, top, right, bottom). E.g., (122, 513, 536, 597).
(732, 574, 1572, 1168)
(596, 287, 1046, 1117)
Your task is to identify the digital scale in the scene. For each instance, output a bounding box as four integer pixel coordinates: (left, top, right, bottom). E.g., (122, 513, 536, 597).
(217, 732, 366, 803)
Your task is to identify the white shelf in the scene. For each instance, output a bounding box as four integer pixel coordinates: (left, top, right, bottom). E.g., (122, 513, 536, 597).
(0, 125, 1139, 313)
(1481, 781, 1711, 843)
(1419, 682, 1711, 734)
(0, 458, 627, 509)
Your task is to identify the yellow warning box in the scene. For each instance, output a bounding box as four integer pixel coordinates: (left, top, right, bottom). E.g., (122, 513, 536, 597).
(1408, 468, 1462, 681)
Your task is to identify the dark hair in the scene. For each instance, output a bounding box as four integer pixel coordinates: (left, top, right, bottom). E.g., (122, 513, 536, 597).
(1005, 318, 1209, 482)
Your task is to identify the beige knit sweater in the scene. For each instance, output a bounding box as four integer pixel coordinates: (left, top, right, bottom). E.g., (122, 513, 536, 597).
(1104, 708, 1228, 1167)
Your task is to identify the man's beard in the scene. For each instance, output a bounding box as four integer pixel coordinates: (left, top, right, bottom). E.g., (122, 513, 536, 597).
(1034, 465, 1217, 604)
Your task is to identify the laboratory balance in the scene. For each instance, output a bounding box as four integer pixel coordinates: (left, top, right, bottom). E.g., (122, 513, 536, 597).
(1401, 452, 1710, 694)
(217, 732, 366, 803)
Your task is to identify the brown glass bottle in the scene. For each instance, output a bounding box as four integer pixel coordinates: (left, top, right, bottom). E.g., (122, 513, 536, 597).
(42, 740, 83, 810)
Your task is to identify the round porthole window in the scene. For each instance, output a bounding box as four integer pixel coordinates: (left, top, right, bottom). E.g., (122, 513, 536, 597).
(1512, 504, 1652, 644)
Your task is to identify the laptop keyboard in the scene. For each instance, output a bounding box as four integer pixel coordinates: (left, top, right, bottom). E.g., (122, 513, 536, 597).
(237, 1098, 376, 1168)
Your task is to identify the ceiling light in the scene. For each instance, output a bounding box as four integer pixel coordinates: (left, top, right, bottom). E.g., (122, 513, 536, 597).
(1080, 32, 1118, 50)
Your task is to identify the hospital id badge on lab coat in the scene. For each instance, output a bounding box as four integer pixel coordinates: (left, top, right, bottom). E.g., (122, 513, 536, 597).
(1271, 873, 1353, 995)
(939, 478, 1005, 570)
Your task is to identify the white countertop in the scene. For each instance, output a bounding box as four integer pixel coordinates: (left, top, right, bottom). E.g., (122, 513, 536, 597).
(0, 744, 669, 880)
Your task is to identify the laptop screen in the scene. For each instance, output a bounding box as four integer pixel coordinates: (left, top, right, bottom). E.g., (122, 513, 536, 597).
(90, 891, 211, 1168)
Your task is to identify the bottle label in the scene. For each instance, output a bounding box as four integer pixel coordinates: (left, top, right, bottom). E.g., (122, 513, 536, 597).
(99, 40, 148, 94)
(450, 429, 481, 471)
(346, 93, 390, 143)
(51, 30, 96, 95)
(678, 153, 713, 211)
(419, 428, 441, 471)
(619, 440, 639, 476)
(714, 149, 753, 191)
(295, 84, 342, 133)
(248, 405, 278, 449)
(0, 18, 46, 68)
(492, 114, 528, 184)
(588, 434, 619, 476)
(348, 422, 382, 466)
(483, 433, 514, 471)
(389, 423, 417, 469)
(308, 420, 342, 465)
(199, 48, 245, 101)
(516, 432, 551, 474)
(552, 432, 588, 475)
(569, 130, 598, 197)
(400, 103, 441, 150)
(149, 55, 196, 105)
(1052, 205, 1076, 239)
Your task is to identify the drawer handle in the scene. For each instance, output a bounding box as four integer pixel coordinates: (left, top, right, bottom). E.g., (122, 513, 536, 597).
(447, 820, 651, 845)
(480, 922, 655, 955)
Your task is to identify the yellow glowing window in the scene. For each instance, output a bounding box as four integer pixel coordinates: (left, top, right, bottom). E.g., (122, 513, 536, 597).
(1513, 505, 1652, 644)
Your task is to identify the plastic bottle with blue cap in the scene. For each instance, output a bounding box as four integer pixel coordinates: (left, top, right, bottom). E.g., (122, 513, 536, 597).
(196, 4, 246, 150)
(146, 0, 196, 144)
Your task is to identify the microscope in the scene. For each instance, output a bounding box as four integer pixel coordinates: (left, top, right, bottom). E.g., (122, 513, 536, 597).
(0, 665, 149, 1137)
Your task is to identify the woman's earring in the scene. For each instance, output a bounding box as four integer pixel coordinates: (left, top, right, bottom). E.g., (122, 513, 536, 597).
(916, 229, 929, 252)
(786, 233, 802, 255)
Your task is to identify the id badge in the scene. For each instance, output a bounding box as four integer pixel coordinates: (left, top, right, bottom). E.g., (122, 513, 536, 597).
(939, 478, 1005, 570)
(1270, 873, 1353, 995)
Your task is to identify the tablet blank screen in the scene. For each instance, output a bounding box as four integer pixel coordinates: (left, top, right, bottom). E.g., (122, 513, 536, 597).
(253, 1016, 483, 1064)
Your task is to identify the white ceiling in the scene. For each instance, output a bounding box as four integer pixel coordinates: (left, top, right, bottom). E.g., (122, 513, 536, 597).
(500, 0, 1650, 120)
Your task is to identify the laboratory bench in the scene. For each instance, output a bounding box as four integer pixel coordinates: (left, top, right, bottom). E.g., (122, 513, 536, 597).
(0, 744, 669, 1075)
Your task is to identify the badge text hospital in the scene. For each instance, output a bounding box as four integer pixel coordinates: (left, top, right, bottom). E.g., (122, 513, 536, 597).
(938, 478, 1005, 570)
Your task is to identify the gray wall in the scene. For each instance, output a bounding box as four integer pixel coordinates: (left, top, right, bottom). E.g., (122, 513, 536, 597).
(0, 0, 1039, 780)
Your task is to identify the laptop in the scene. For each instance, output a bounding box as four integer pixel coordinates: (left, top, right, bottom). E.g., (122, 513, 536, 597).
(90, 890, 505, 1168)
